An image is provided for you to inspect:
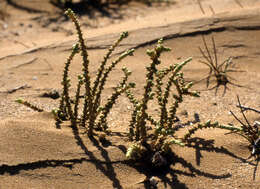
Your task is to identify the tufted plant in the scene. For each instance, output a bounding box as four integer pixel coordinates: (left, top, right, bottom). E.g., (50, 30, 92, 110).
(125, 39, 199, 167)
(16, 9, 135, 137)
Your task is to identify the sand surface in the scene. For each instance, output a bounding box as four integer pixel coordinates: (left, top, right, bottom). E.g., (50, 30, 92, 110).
(0, 0, 260, 188)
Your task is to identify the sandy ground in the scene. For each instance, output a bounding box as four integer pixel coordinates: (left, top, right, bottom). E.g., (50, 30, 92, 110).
(0, 0, 260, 188)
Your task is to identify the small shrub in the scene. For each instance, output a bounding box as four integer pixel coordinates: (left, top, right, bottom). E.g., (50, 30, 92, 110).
(54, 9, 136, 136)
(16, 9, 135, 137)
(125, 39, 199, 168)
(198, 36, 243, 96)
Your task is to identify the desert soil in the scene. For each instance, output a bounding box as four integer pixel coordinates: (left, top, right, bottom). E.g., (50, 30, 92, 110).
(0, 0, 260, 188)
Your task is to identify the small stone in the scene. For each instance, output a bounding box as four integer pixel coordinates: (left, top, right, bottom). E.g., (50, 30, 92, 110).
(32, 76, 38, 80)
(253, 121, 260, 128)
(3, 23, 8, 29)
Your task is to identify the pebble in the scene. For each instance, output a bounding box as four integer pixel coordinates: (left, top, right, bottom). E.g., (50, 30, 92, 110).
(32, 76, 38, 80)
(3, 23, 8, 29)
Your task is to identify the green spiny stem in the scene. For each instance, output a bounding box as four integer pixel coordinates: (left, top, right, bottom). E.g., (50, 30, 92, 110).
(155, 78, 163, 105)
(162, 138, 185, 152)
(168, 94, 182, 130)
(92, 32, 128, 97)
(60, 43, 79, 127)
(158, 65, 175, 78)
(15, 98, 44, 112)
(59, 43, 79, 104)
(167, 77, 199, 129)
(74, 75, 84, 122)
(52, 108, 63, 129)
(131, 39, 171, 142)
(90, 49, 134, 135)
(65, 9, 93, 132)
(138, 65, 157, 141)
(173, 58, 192, 76)
(58, 95, 67, 120)
(146, 114, 158, 127)
(63, 80, 76, 126)
(97, 83, 135, 131)
(96, 68, 134, 131)
(138, 48, 162, 140)
(125, 89, 140, 140)
(157, 59, 192, 131)
(129, 108, 139, 140)
(166, 75, 185, 129)
(183, 120, 243, 141)
(125, 88, 139, 107)
(155, 64, 176, 107)
(159, 71, 178, 128)
(126, 142, 144, 160)
(92, 49, 135, 123)
(183, 120, 217, 140)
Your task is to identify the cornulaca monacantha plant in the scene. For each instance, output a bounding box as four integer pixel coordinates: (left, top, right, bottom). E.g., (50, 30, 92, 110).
(16, 9, 135, 137)
(125, 39, 200, 167)
(54, 9, 135, 136)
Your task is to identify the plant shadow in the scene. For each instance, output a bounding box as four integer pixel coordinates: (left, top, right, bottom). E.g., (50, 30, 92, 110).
(0, 130, 256, 188)
(0, 124, 128, 189)
(117, 136, 259, 188)
(185, 137, 259, 180)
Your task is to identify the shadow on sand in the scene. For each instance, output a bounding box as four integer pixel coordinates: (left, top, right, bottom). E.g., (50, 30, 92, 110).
(0, 125, 256, 189)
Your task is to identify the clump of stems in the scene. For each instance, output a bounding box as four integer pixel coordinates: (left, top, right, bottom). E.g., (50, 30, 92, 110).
(125, 39, 199, 165)
(55, 9, 135, 135)
(15, 9, 134, 136)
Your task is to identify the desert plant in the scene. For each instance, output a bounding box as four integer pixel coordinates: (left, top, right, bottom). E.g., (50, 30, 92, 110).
(198, 35, 243, 96)
(55, 9, 135, 135)
(125, 39, 199, 167)
(16, 9, 135, 136)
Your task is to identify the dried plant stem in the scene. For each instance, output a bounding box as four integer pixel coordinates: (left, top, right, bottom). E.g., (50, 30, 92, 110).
(237, 105, 260, 114)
